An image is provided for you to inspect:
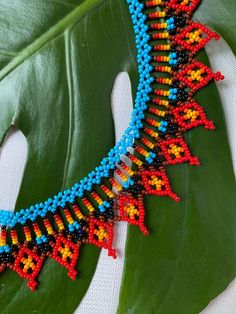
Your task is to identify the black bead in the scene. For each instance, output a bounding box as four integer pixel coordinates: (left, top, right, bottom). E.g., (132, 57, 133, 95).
(153, 155, 165, 167)
(171, 81, 180, 88)
(38, 242, 52, 254)
(28, 240, 37, 250)
(169, 99, 178, 106)
(177, 89, 189, 102)
(174, 14, 187, 28)
(177, 51, 189, 64)
(47, 234, 54, 242)
(169, 28, 177, 35)
(172, 63, 180, 71)
(0, 252, 14, 264)
(166, 122, 180, 135)
(126, 184, 143, 196)
(132, 174, 141, 183)
(10, 244, 18, 252)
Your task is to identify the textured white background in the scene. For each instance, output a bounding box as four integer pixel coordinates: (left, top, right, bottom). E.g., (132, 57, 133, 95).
(0, 38, 235, 313)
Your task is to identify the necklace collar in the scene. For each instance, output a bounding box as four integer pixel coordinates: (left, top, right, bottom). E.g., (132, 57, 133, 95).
(0, 0, 223, 290)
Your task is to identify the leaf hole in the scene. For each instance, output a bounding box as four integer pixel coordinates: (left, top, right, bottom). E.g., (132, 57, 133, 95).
(111, 71, 133, 143)
(111, 71, 134, 187)
(0, 127, 27, 211)
(205, 37, 236, 176)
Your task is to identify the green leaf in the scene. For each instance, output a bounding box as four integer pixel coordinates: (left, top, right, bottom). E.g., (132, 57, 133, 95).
(0, 0, 137, 313)
(118, 2, 236, 314)
(195, 0, 236, 56)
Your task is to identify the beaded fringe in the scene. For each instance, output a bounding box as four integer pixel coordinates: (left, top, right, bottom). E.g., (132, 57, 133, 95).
(0, 0, 224, 290)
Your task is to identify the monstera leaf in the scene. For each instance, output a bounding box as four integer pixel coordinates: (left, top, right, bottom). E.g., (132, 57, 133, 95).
(0, 1, 235, 314)
(0, 0, 138, 313)
(118, 1, 236, 314)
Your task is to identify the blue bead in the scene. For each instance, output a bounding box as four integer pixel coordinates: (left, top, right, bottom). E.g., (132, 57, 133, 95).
(0, 0, 159, 228)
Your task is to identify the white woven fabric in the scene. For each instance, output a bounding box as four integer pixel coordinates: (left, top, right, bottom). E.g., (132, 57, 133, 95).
(0, 39, 235, 313)
(0, 128, 27, 211)
(202, 279, 236, 314)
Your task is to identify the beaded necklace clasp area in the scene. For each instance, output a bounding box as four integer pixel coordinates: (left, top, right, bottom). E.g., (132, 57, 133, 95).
(0, 0, 223, 290)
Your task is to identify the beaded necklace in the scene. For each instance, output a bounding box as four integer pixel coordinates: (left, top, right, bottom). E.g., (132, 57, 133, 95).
(0, 0, 223, 291)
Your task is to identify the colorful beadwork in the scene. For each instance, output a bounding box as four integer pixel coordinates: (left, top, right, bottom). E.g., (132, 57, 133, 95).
(0, 0, 224, 290)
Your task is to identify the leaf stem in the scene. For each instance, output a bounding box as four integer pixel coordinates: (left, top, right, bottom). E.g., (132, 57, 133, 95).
(0, 0, 106, 81)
